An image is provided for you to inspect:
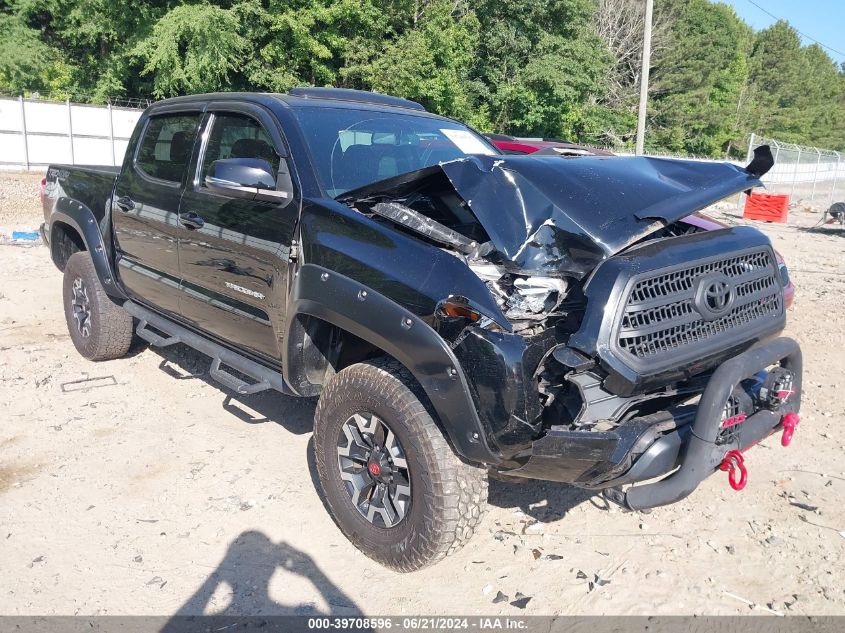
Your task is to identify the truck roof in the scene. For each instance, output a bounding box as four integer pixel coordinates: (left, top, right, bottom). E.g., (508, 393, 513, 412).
(145, 88, 437, 118)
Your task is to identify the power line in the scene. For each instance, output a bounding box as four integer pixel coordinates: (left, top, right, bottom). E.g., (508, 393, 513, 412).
(744, 0, 845, 59)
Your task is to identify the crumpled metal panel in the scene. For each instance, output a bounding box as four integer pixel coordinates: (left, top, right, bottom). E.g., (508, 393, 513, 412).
(339, 155, 762, 278)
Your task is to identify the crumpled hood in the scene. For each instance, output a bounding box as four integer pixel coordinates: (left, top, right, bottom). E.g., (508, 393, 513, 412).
(339, 154, 762, 278)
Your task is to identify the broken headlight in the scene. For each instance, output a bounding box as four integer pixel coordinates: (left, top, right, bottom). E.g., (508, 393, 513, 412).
(468, 261, 568, 328)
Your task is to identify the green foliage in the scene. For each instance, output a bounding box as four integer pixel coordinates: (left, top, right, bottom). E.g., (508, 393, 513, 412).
(343, 0, 485, 127)
(240, 0, 388, 91)
(1, 0, 844, 153)
(650, 0, 752, 155)
(0, 14, 70, 95)
(470, 0, 610, 138)
(742, 22, 845, 149)
(133, 3, 249, 98)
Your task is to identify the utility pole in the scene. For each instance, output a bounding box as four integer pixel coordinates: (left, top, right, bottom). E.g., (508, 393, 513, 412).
(635, 0, 654, 156)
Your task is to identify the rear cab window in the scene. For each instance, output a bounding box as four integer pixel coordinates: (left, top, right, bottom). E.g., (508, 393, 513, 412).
(135, 115, 200, 183)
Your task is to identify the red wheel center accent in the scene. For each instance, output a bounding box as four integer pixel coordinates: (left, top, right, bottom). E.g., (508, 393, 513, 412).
(368, 462, 381, 477)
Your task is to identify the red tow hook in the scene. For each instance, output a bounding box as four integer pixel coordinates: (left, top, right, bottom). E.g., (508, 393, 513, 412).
(780, 412, 800, 447)
(719, 449, 748, 491)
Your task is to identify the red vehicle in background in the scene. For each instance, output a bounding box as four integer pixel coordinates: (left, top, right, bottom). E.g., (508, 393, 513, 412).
(485, 134, 795, 308)
(486, 133, 615, 157)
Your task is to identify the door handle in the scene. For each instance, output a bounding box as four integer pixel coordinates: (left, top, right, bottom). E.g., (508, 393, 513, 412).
(116, 195, 135, 212)
(179, 212, 205, 230)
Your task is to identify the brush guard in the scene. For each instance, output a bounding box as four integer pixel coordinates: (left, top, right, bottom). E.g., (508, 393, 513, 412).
(605, 336, 802, 511)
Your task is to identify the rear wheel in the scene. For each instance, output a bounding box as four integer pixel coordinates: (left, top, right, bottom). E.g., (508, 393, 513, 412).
(313, 358, 488, 572)
(62, 251, 134, 361)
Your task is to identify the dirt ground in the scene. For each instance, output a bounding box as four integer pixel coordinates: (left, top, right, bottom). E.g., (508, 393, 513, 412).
(1, 171, 844, 617)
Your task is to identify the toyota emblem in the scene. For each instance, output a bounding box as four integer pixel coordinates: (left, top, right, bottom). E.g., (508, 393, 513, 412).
(694, 273, 735, 320)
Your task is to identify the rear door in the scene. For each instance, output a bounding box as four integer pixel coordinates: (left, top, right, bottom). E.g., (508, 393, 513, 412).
(176, 105, 298, 362)
(113, 111, 202, 315)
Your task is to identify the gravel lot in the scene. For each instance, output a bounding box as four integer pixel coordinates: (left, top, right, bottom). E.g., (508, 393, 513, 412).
(1, 170, 844, 617)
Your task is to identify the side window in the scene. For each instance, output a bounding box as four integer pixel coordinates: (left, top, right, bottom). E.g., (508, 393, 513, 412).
(201, 113, 280, 183)
(135, 114, 200, 183)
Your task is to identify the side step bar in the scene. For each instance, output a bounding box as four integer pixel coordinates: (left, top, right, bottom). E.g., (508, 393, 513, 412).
(124, 300, 294, 396)
(135, 319, 181, 348)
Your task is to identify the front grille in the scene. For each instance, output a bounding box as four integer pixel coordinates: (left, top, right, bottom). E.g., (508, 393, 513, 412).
(616, 249, 782, 362)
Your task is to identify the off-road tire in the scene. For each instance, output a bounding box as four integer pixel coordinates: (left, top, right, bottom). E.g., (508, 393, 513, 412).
(63, 251, 134, 361)
(313, 358, 488, 572)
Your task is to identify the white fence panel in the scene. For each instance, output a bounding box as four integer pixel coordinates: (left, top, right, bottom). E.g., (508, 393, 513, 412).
(71, 104, 107, 136)
(27, 133, 72, 165)
(74, 137, 114, 165)
(0, 96, 144, 171)
(26, 101, 69, 135)
(0, 131, 26, 164)
(112, 108, 141, 139)
(0, 98, 23, 130)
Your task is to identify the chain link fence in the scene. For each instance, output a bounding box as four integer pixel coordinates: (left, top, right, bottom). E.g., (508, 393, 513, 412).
(745, 133, 843, 209)
(625, 134, 845, 215)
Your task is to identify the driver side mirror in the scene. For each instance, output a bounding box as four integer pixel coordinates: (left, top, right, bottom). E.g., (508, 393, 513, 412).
(205, 158, 292, 205)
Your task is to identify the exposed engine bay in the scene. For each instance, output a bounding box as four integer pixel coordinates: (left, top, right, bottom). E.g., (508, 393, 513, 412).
(338, 151, 770, 278)
(338, 153, 740, 337)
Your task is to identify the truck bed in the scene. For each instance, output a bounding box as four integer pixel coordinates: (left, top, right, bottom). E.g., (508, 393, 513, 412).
(45, 164, 120, 225)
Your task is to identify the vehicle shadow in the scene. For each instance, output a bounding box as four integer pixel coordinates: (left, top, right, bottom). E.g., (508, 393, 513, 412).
(147, 342, 318, 435)
(487, 477, 603, 522)
(160, 531, 363, 629)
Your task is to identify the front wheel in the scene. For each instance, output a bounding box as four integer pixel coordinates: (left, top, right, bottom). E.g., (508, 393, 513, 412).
(313, 358, 488, 572)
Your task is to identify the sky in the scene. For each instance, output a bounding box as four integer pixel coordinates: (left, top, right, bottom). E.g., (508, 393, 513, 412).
(717, 0, 845, 65)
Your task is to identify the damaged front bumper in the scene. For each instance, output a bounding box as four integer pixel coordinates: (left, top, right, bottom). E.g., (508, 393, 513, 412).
(499, 337, 802, 510)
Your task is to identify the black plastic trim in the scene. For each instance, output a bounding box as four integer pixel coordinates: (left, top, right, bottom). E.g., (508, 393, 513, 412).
(286, 263, 501, 465)
(287, 87, 426, 112)
(48, 201, 126, 299)
(205, 100, 289, 157)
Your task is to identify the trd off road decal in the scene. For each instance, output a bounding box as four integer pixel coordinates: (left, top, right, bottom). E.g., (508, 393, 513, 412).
(225, 282, 265, 300)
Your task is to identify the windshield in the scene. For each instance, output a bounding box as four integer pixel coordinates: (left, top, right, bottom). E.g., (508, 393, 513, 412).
(291, 106, 498, 197)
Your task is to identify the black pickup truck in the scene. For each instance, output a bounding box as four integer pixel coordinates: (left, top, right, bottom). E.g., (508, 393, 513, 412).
(41, 88, 802, 571)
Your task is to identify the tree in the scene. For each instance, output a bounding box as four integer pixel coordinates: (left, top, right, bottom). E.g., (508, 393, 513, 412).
(133, 3, 248, 98)
(1, 0, 172, 100)
(468, 0, 610, 139)
(742, 24, 845, 149)
(1, 0, 844, 154)
(648, 0, 752, 156)
(245, 0, 392, 92)
(0, 14, 71, 96)
(343, 0, 485, 127)
(741, 20, 807, 143)
(589, 0, 671, 146)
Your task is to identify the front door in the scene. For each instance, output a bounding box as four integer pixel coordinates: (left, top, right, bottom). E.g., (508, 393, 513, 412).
(113, 112, 202, 315)
(176, 110, 298, 362)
